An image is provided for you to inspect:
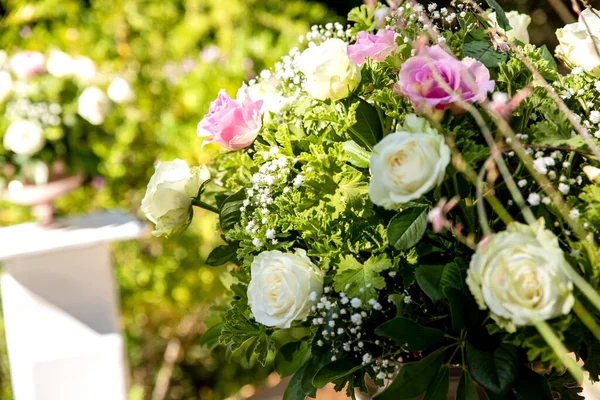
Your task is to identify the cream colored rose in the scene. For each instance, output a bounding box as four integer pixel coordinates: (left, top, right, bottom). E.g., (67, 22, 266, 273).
(297, 38, 361, 102)
(556, 8, 600, 75)
(78, 87, 108, 125)
(584, 165, 600, 183)
(248, 249, 323, 328)
(368, 115, 450, 209)
(3, 120, 45, 156)
(466, 219, 574, 333)
(490, 11, 531, 44)
(141, 159, 210, 237)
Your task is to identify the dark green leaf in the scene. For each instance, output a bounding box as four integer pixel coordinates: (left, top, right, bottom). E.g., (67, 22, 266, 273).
(485, 0, 510, 30)
(343, 140, 371, 168)
(312, 359, 362, 388)
(444, 287, 466, 331)
(275, 341, 312, 378)
(463, 41, 508, 68)
(205, 241, 239, 266)
(375, 349, 444, 400)
(284, 365, 316, 400)
(199, 322, 223, 350)
(375, 317, 446, 351)
(348, 98, 383, 151)
(219, 189, 246, 232)
(466, 341, 519, 394)
(423, 366, 450, 400)
(387, 205, 428, 250)
(415, 263, 462, 303)
(456, 370, 480, 400)
(513, 368, 552, 400)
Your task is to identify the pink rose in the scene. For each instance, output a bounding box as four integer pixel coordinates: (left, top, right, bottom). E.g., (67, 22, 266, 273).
(347, 30, 398, 65)
(197, 89, 263, 150)
(10, 51, 46, 79)
(398, 45, 494, 112)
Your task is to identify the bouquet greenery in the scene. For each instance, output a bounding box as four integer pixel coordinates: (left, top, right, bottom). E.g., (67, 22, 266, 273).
(143, 0, 600, 398)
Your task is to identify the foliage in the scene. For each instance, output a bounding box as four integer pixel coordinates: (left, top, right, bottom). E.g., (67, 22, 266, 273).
(161, 0, 600, 398)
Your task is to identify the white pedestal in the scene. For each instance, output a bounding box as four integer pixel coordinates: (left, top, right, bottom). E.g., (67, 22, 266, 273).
(0, 212, 145, 400)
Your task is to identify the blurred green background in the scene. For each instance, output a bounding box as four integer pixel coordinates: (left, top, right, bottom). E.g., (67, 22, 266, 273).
(0, 0, 584, 399)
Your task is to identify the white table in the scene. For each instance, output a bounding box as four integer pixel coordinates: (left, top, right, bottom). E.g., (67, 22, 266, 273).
(0, 212, 145, 400)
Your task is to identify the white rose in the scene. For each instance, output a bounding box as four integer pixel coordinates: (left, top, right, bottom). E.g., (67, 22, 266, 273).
(0, 71, 12, 103)
(3, 120, 45, 156)
(46, 50, 74, 77)
(141, 159, 210, 237)
(237, 79, 289, 114)
(556, 8, 600, 75)
(584, 165, 600, 183)
(489, 11, 531, 44)
(466, 219, 574, 333)
(78, 87, 109, 125)
(368, 115, 450, 209)
(297, 38, 361, 102)
(248, 249, 323, 328)
(107, 77, 135, 104)
(71, 56, 97, 83)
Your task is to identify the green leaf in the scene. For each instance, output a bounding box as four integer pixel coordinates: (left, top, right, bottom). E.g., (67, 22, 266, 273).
(275, 341, 312, 378)
(205, 241, 239, 266)
(387, 205, 428, 250)
(348, 98, 383, 151)
(375, 349, 444, 400)
(456, 370, 480, 400)
(466, 341, 519, 394)
(343, 140, 371, 168)
(219, 304, 270, 366)
(513, 368, 553, 400)
(538, 45, 558, 74)
(415, 263, 463, 303)
(219, 189, 246, 232)
(444, 287, 466, 331)
(333, 254, 391, 304)
(423, 366, 450, 400)
(312, 359, 362, 388)
(375, 317, 446, 351)
(485, 0, 509, 30)
(463, 41, 508, 68)
(284, 365, 316, 400)
(199, 322, 223, 350)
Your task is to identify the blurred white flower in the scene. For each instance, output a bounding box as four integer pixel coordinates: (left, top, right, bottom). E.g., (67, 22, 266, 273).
(10, 51, 45, 79)
(489, 11, 531, 44)
(71, 56, 97, 83)
(107, 77, 135, 104)
(0, 71, 12, 103)
(3, 120, 45, 156)
(78, 87, 108, 125)
(46, 50, 74, 77)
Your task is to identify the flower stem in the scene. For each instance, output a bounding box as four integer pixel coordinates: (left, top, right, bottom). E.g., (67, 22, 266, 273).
(192, 199, 219, 214)
(573, 299, 600, 342)
(534, 320, 583, 383)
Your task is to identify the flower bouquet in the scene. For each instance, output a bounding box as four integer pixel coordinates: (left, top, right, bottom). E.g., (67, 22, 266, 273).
(0, 49, 134, 223)
(142, 1, 600, 398)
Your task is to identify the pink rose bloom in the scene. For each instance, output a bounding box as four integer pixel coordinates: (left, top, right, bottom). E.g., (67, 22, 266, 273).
(197, 89, 263, 151)
(347, 30, 398, 65)
(10, 51, 46, 79)
(398, 45, 494, 112)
